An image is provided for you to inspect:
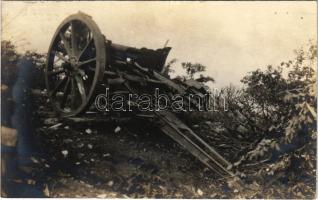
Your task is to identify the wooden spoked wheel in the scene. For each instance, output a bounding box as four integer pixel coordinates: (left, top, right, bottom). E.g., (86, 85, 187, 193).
(45, 12, 106, 117)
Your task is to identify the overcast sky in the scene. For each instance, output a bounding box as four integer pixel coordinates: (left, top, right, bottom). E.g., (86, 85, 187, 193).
(2, 1, 317, 88)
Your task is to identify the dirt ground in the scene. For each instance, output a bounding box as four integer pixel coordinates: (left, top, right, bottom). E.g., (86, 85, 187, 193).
(2, 90, 237, 198)
(2, 89, 314, 198)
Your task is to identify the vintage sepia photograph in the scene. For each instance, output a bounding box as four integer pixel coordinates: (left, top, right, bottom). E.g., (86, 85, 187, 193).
(1, 1, 317, 198)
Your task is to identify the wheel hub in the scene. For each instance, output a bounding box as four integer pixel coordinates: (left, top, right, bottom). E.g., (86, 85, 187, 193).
(70, 56, 79, 68)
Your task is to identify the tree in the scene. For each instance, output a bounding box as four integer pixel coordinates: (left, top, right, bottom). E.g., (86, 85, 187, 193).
(1, 40, 20, 86)
(181, 62, 214, 83)
(240, 41, 316, 143)
(181, 62, 205, 79)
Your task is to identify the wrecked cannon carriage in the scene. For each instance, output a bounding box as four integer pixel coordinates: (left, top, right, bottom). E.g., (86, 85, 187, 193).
(45, 12, 234, 177)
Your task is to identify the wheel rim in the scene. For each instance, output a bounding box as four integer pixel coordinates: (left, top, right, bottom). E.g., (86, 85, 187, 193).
(45, 12, 106, 117)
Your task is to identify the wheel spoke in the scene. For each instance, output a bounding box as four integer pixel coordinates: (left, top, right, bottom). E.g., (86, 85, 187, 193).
(59, 32, 72, 56)
(48, 68, 65, 76)
(46, 13, 105, 115)
(79, 58, 96, 67)
(70, 78, 77, 108)
(78, 38, 93, 59)
(50, 78, 66, 97)
(71, 21, 79, 57)
(60, 77, 71, 108)
(77, 69, 87, 79)
(87, 66, 96, 71)
(74, 75, 87, 103)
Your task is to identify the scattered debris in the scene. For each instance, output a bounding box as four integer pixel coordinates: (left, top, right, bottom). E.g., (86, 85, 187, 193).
(63, 139, 73, 144)
(103, 153, 111, 157)
(197, 188, 203, 196)
(48, 123, 63, 130)
(61, 150, 69, 157)
(77, 143, 84, 148)
(44, 118, 58, 125)
(114, 126, 121, 133)
(43, 184, 50, 197)
(85, 129, 92, 134)
(30, 157, 39, 164)
(27, 179, 36, 185)
(77, 153, 85, 158)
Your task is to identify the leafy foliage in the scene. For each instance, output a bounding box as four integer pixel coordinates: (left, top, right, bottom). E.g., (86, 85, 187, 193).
(164, 60, 215, 83)
(1, 40, 20, 86)
(1, 40, 46, 89)
(185, 41, 316, 198)
(181, 62, 206, 79)
(180, 62, 215, 83)
(219, 41, 316, 198)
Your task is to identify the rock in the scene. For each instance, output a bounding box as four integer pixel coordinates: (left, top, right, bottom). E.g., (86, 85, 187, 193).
(1, 126, 17, 147)
(77, 153, 84, 158)
(107, 180, 114, 187)
(210, 193, 217, 198)
(63, 139, 73, 144)
(1, 84, 8, 91)
(97, 194, 107, 198)
(88, 144, 93, 149)
(30, 157, 39, 164)
(44, 118, 58, 125)
(27, 179, 36, 185)
(43, 184, 50, 197)
(61, 150, 68, 157)
(77, 143, 84, 148)
(42, 89, 47, 93)
(114, 126, 121, 133)
(85, 129, 92, 134)
(197, 188, 203, 196)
